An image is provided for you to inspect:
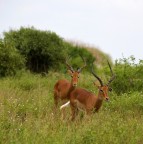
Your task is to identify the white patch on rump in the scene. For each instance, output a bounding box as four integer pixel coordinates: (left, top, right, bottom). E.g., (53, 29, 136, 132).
(60, 101, 70, 110)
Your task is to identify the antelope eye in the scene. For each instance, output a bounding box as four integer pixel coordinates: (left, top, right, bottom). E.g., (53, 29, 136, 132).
(78, 76, 80, 78)
(100, 89, 103, 92)
(109, 87, 112, 92)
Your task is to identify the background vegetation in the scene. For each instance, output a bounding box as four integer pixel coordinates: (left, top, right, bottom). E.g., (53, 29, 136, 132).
(0, 27, 143, 143)
(1, 27, 105, 74)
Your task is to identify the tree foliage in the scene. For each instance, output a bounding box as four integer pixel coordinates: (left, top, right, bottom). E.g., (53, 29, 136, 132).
(2, 27, 96, 75)
(0, 26, 111, 77)
(63, 42, 95, 71)
(0, 39, 25, 77)
(3, 27, 66, 73)
(111, 56, 143, 94)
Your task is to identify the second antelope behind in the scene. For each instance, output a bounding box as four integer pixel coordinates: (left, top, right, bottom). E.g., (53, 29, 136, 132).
(60, 61, 115, 121)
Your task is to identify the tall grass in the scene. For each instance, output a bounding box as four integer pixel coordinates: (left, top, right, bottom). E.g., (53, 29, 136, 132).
(0, 71, 143, 144)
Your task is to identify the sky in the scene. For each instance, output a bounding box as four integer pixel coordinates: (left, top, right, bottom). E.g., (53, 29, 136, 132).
(0, 0, 143, 62)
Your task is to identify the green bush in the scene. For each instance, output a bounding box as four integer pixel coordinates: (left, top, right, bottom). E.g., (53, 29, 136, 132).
(3, 27, 66, 73)
(111, 56, 143, 94)
(2, 27, 96, 74)
(63, 42, 95, 71)
(0, 40, 25, 77)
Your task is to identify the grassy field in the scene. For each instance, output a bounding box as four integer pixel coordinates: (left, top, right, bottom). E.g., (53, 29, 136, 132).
(0, 71, 143, 144)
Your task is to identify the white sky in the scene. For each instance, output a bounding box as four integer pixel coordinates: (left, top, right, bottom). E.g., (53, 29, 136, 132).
(0, 0, 143, 62)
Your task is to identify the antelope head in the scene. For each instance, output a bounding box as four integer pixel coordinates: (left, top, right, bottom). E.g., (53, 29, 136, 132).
(91, 61, 115, 101)
(65, 55, 86, 87)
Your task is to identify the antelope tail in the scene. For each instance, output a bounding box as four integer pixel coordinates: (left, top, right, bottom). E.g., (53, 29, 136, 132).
(60, 101, 70, 110)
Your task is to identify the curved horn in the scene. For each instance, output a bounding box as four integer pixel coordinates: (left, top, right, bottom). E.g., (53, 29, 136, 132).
(107, 60, 115, 85)
(77, 55, 86, 72)
(65, 56, 74, 72)
(91, 63, 103, 86)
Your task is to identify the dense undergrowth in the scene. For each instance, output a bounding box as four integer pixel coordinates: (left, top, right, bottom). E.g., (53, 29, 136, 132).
(0, 71, 143, 144)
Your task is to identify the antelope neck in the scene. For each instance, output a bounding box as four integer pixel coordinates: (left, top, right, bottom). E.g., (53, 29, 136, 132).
(97, 91, 104, 101)
(94, 93, 103, 111)
(67, 83, 76, 99)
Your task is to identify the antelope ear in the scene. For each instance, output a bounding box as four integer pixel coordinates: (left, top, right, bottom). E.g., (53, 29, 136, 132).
(67, 69, 73, 75)
(109, 87, 112, 92)
(93, 81, 100, 88)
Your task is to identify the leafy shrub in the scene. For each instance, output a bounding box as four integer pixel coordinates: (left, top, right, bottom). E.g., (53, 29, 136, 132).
(2, 27, 97, 74)
(3, 27, 66, 73)
(111, 56, 143, 94)
(64, 42, 95, 71)
(0, 40, 25, 77)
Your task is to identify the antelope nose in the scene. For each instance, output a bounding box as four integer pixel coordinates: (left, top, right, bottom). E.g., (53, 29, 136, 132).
(73, 83, 77, 87)
(106, 98, 109, 101)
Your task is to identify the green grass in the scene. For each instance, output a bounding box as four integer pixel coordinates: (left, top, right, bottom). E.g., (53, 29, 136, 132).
(0, 72, 143, 144)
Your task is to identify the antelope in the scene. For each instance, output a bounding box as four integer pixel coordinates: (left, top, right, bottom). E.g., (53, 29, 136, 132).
(53, 55, 86, 117)
(60, 61, 115, 121)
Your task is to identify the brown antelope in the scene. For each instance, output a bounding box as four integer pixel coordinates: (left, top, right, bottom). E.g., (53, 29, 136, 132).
(54, 56, 86, 112)
(60, 61, 115, 121)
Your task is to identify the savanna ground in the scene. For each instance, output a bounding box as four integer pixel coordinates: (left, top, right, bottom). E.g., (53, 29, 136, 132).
(0, 71, 143, 144)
